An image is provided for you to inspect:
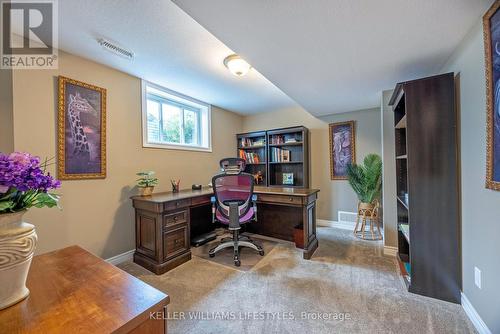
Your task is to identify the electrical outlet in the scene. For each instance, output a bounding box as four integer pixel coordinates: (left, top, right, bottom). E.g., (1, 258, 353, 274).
(474, 267, 481, 289)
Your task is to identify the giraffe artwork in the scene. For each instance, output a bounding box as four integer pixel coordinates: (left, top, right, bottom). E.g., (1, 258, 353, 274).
(67, 92, 96, 160)
(58, 76, 107, 180)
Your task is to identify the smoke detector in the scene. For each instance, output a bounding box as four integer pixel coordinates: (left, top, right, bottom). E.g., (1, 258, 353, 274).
(98, 38, 134, 60)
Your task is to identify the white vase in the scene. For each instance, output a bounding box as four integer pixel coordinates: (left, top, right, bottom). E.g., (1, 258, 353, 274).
(0, 210, 37, 310)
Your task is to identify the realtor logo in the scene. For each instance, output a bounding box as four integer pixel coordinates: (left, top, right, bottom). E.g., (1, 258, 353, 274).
(1, 0, 58, 69)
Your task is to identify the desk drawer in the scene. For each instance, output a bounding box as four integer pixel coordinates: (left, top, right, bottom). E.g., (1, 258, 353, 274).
(164, 198, 191, 211)
(163, 224, 189, 260)
(164, 210, 188, 227)
(258, 194, 303, 205)
(191, 195, 211, 206)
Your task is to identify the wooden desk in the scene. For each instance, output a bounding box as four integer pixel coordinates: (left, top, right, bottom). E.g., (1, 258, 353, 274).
(0, 246, 169, 334)
(131, 186, 319, 274)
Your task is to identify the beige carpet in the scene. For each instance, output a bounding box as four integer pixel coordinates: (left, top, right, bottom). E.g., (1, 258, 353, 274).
(118, 227, 476, 334)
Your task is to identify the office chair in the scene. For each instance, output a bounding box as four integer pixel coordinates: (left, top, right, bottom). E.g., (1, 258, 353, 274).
(209, 158, 264, 266)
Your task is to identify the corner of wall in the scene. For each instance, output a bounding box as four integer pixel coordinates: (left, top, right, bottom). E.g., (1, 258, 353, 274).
(381, 89, 397, 248)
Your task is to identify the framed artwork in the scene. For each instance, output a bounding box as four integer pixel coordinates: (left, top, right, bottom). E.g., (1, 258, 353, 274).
(484, 1, 500, 190)
(282, 173, 294, 185)
(329, 121, 355, 180)
(58, 76, 107, 180)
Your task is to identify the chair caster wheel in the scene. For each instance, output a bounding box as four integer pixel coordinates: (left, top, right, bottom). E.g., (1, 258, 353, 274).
(259, 250, 264, 256)
(234, 260, 241, 267)
(209, 253, 215, 258)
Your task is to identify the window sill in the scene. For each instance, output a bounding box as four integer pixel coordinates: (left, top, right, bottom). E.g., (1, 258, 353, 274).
(143, 142, 212, 153)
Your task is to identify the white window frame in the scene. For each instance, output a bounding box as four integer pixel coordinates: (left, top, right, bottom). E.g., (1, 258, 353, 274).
(141, 80, 212, 152)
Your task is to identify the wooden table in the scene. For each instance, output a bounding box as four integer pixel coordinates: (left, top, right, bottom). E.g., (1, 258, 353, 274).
(131, 186, 320, 274)
(0, 246, 169, 334)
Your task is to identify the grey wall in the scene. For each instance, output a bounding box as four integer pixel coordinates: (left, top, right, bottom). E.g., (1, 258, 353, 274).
(380, 90, 397, 248)
(0, 68, 14, 153)
(441, 20, 499, 332)
(318, 108, 382, 219)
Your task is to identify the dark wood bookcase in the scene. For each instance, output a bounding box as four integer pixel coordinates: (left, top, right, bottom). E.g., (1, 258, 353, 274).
(389, 73, 461, 303)
(236, 126, 309, 188)
(237, 131, 268, 186)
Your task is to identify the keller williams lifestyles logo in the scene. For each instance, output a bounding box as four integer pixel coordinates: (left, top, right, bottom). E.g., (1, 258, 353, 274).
(1, 0, 58, 69)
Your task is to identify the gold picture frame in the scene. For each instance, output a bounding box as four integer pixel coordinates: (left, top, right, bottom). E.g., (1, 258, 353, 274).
(329, 121, 356, 180)
(483, 0, 500, 191)
(57, 76, 107, 180)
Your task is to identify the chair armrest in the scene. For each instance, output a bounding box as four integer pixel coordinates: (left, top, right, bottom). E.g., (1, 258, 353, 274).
(211, 196, 216, 223)
(252, 194, 258, 221)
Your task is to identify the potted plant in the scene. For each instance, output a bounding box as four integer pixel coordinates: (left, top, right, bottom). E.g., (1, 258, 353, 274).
(0, 152, 61, 309)
(347, 154, 382, 212)
(136, 171, 158, 196)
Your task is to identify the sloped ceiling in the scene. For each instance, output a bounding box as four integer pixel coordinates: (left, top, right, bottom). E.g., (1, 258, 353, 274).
(56, 0, 297, 114)
(174, 0, 493, 115)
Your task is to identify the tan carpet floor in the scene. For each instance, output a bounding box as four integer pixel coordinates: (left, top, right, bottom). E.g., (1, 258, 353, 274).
(118, 227, 475, 334)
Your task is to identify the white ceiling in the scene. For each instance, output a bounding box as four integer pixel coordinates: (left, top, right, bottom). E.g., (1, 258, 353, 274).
(57, 0, 297, 115)
(174, 0, 494, 116)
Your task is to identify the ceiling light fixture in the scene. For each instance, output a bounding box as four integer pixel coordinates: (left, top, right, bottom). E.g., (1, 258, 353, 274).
(223, 54, 251, 76)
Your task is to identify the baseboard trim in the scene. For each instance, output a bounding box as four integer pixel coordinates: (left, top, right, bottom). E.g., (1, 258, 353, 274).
(383, 246, 398, 257)
(334, 220, 356, 230)
(461, 293, 491, 334)
(317, 219, 334, 227)
(317, 219, 356, 231)
(105, 249, 135, 265)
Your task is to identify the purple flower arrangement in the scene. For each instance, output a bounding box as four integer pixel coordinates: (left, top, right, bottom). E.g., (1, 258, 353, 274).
(0, 152, 61, 214)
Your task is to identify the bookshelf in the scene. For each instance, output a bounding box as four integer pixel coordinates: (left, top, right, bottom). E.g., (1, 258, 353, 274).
(267, 126, 309, 187)
(236, 126, 309, 188)
(389, 73, 460, 303)
(237, 131, 267, 186)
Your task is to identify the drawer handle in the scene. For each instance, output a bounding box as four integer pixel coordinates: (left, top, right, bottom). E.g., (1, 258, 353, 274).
(289, 197, 293, 201)
(176, 202, 180, 206)
(174, 239, 182, 245)
(173, 216, 178, 221)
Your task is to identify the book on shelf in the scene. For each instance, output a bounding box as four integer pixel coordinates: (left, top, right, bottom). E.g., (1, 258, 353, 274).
(239, 149, 260, 164)
(399, 223, 410, 242)
(282, 150, 290, 162)
(270, 147, 291, 162)
(240, 137, 265, 147)
(269, 134, 301, 145)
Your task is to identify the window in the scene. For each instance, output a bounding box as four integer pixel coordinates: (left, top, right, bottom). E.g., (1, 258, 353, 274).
(142, 81, 211, 151)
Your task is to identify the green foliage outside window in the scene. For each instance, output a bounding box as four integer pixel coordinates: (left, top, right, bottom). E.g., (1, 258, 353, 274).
(162, 112, 181, 143)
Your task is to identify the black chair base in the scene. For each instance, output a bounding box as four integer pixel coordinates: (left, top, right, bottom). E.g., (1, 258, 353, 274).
(191, 232, 217, 247)
(208, 230, 264, 267)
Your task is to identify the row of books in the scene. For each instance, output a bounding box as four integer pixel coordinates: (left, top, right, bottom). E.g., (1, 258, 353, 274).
(269, 134, 301, 145)
(240, 137, 265, 147)
(238, 150, 261, 163)
(270, 147, 290, 162)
